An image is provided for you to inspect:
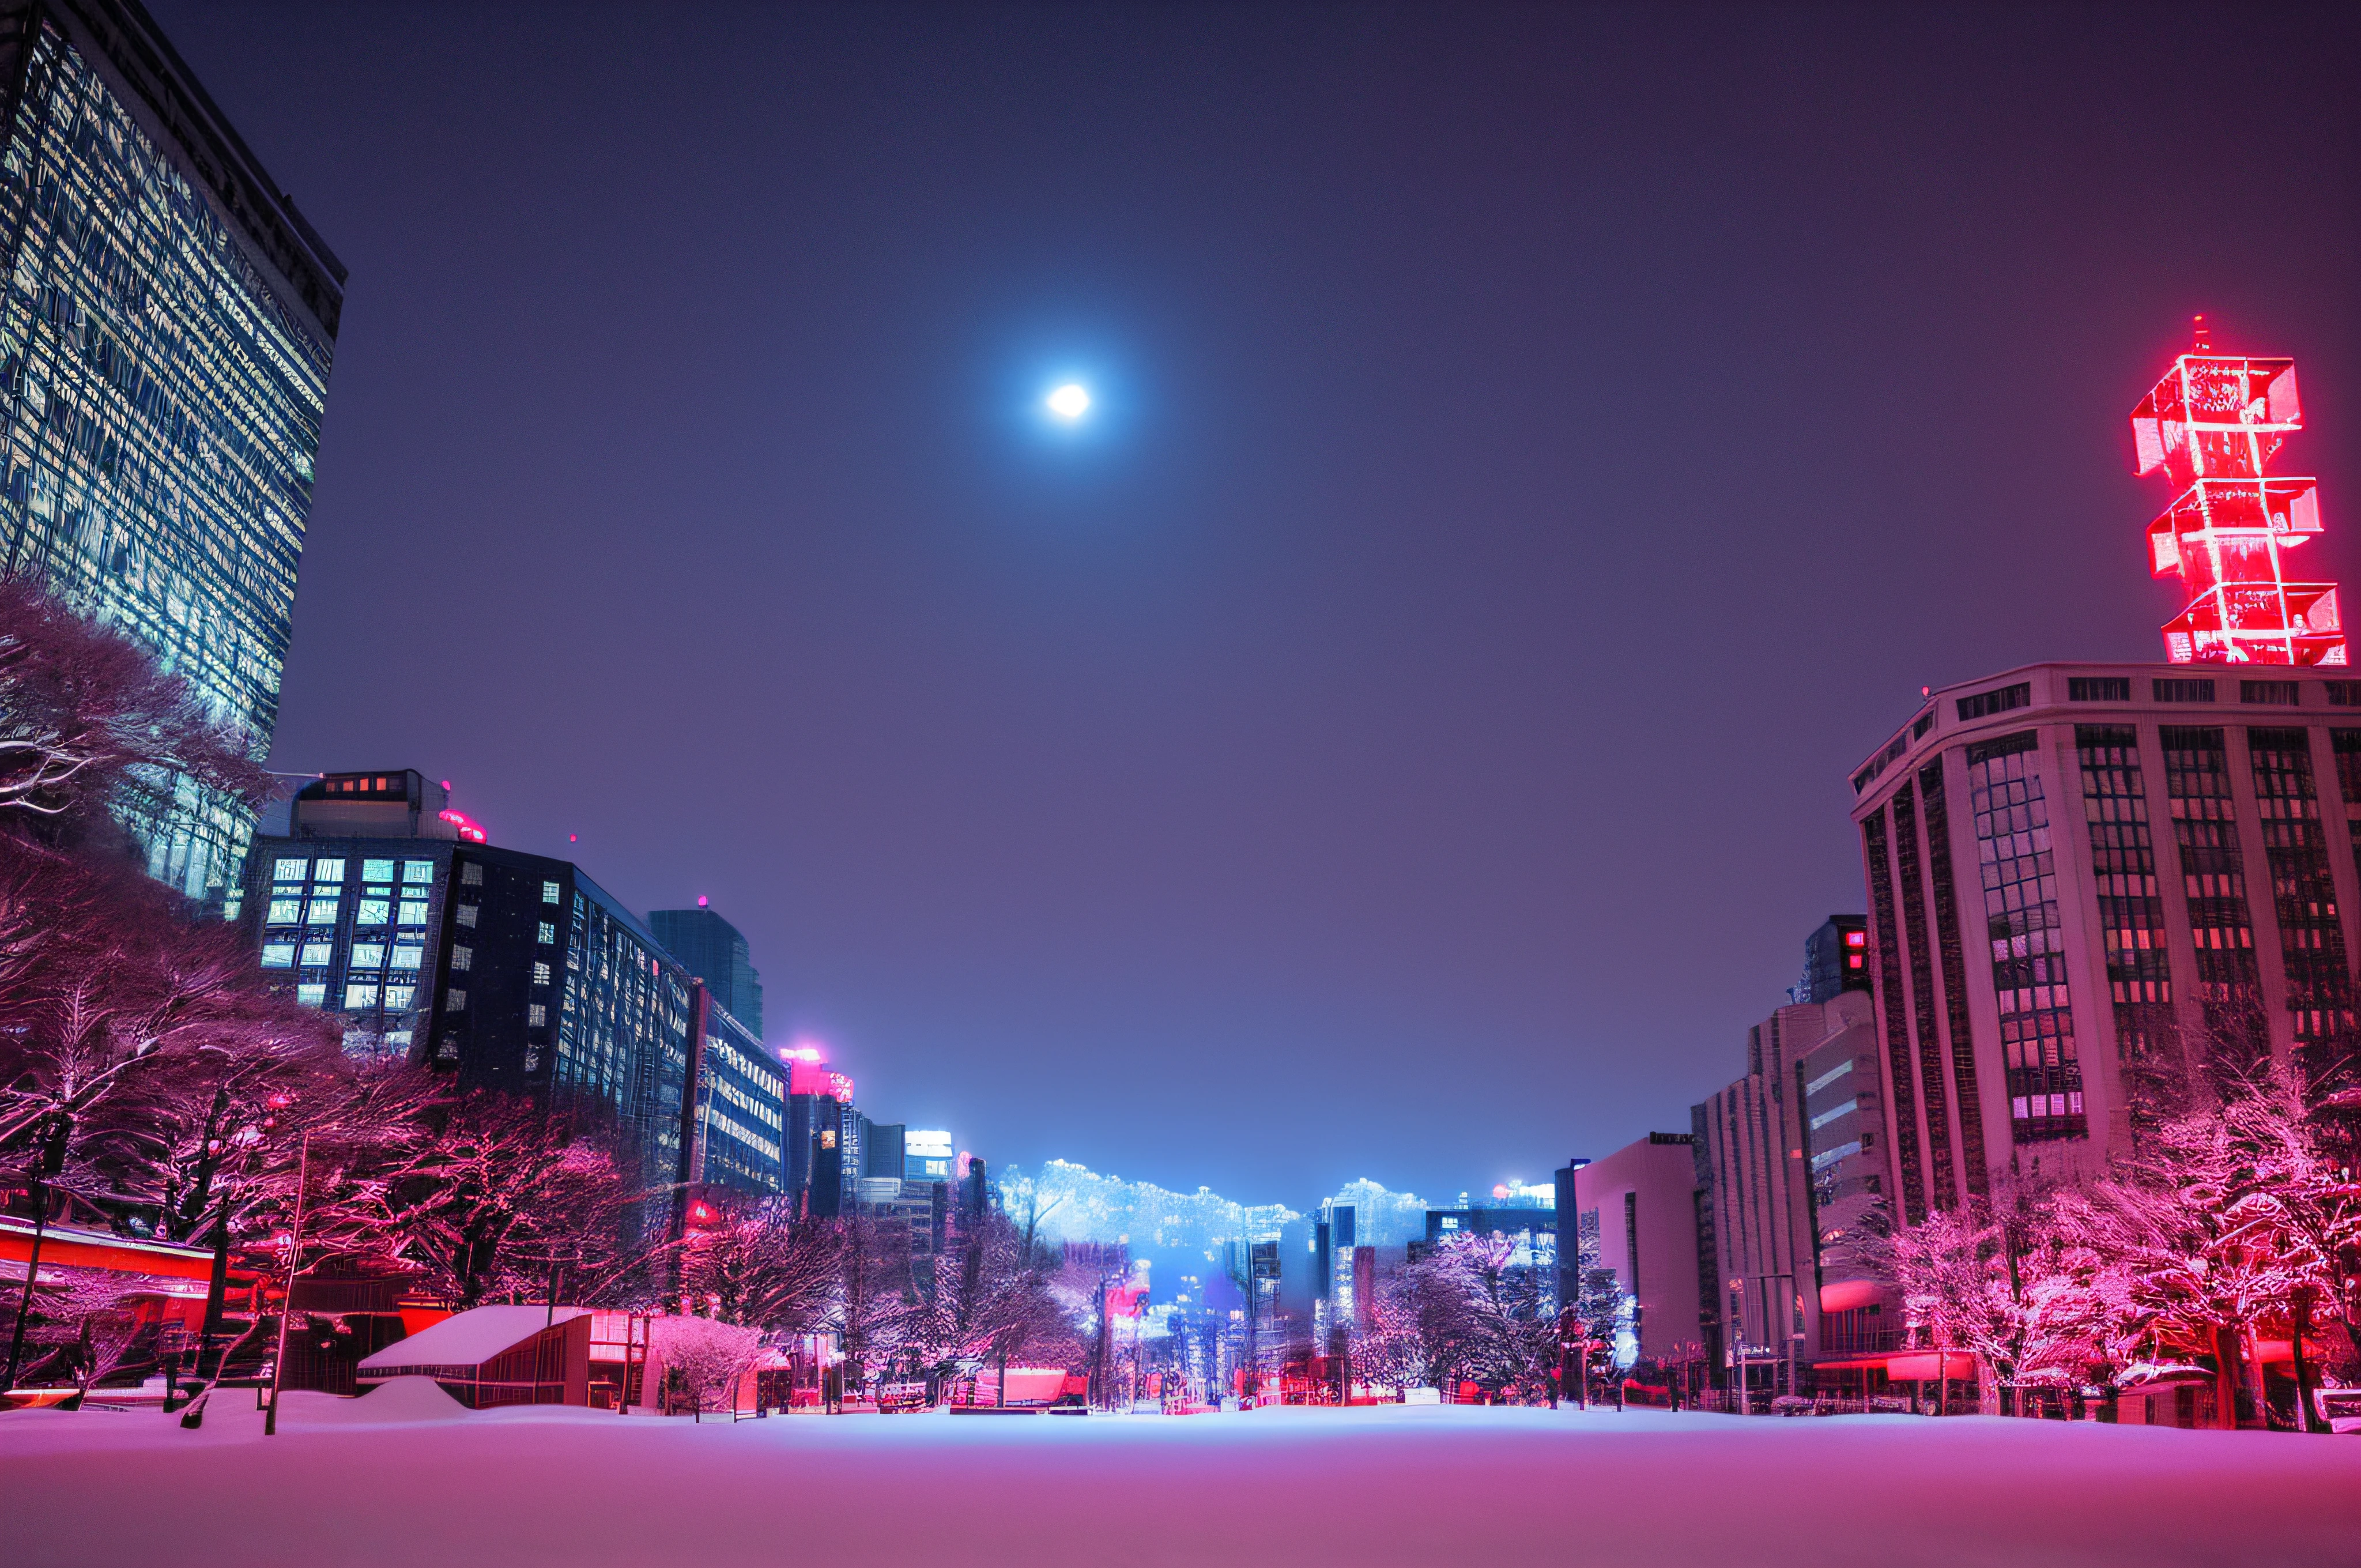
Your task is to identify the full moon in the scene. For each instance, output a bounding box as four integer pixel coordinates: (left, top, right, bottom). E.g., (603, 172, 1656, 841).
(1046, 383, 1091, 420)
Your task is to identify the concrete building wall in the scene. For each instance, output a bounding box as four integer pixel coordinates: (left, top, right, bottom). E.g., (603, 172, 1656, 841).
(1572, 1134, 1702, 1366)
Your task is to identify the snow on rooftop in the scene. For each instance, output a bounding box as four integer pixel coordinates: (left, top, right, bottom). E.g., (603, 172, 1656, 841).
(357, 1305, 589, 1371)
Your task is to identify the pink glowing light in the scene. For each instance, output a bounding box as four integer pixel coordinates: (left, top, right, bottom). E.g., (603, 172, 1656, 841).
(2133, 322, 2345, 666)
(437, 808, 488, 844)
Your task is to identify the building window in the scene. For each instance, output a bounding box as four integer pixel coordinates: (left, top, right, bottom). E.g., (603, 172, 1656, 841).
(461, 862, 483, 887)
(390, 943, 423, 970)
(2328, 683, 2361, 708)
(2241, 681, 2300, 706)
(260, 941, 295, 969)
(534, 962, 552, 986)
(2161, 726, 2266, 1075)
(446, 989, 467, 1012)
(311, 859, 345, 885)
(350, 943, 386, 970)
(450, 945, 472, 972)
(2076, 726, 2177, 1098)
(1956, 683, 2031, 722)
(455, 904, 478, 928)
(405, 860, 436, 884)
(300, 941, 333, 967)
(306, 897, 338, 925)
(398, 900, 429, 927)
(345, 983, 379, 1010)
(2068, 677, 2131, 702)
(266, 896, 303, 925)
(542, 881, 561, 904)
(274, 857, 308, 883)
(529, 1004, 547, 1027)
(1967, 733, 2086, 1143)
(296, 983, 327, 1008)
(538, 921, 556, 945)
(2154, 679, 2216, 704)
(363, 858, 397, 883)
(384, 985, 415, 1011)
(2246, 729, 2355, 1062)
(1912, 710, 1935, 739)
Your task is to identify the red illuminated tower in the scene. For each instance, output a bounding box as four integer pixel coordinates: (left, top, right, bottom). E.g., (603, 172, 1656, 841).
(2133, 322, 2344, 665)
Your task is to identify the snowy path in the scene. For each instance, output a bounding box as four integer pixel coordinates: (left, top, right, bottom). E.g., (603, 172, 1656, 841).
(4, 1392, 2356, 1567)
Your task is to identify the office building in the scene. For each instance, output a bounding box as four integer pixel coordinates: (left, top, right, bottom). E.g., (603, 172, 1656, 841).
(1850, 665, 2361, 1202)
(648, 903, 763, 1038)
(0, 0, 344, 906)
(241, 770, 785, 1208)
(1692, 990, 1894, 1393)
(785, 1056, 856, 1219)
(1419, 1204, 1555, 1299)
(1568, 1134, 1703, 1369)
(1849, 340, 2361, 1208)
(682, 993, 785, 1197)
(1802, 915, 1870, 1004)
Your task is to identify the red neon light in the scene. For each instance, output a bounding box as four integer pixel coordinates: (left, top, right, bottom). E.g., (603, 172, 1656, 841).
(437, 808, 488, 843)
(2132, 322, 2344, 666)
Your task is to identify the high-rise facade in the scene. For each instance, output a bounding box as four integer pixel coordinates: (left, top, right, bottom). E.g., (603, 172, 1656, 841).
(1850, 664, 2361, 1207)
(1801, 915, 1870, 1004)
(648, 905, 763, 1038)
(1692, 991, 1892, 1390)
(0, 1, 344, 906)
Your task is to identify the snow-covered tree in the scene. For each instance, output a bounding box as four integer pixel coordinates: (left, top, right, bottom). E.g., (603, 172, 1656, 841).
(0, 573, 271, 853)
(680, 1196, 841, 1333)
(654, 1315, 764, 1420)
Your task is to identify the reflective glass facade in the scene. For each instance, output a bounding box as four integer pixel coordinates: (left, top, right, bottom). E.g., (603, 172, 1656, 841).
(2076, 725, 2177, 1097)
(0, 5, 341, 906)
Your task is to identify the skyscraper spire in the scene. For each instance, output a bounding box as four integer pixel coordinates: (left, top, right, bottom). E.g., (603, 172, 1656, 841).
(2132, 331, 2344, 665)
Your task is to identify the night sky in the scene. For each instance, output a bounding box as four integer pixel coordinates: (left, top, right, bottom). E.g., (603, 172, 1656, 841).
(157, 2, 2360, 1205)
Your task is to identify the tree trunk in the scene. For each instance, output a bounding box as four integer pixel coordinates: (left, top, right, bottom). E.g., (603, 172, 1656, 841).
(2212, 1324, 2242, 1431)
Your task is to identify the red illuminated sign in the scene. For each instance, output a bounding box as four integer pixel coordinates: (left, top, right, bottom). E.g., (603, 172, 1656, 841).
(2133, 321, 2344, 666)
(438, 808, 488, 843)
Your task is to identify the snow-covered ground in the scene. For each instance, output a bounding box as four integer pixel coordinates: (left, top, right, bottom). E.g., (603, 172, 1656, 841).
(4, 1384, 2356, 1567)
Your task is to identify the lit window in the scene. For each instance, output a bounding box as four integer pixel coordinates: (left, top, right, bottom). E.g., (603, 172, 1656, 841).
(528, 1004, 547, 1027)
(355, 898, 390, 926)
(306, 898, 338, 925)
(311, 859, 345, 884)
(260, 941, 295, 969)
(266, 897, 303, 925)
(390, 943, 424, 970)
(460, 862, 482, 886)
(384, 985, 415, 1010)
(362, 858, 396, 882)
(450, 945, 472, 972)
(455, 904, 478, 928)
(345, 983, 379, 1010)
(533, 962, 552, 986)
(274, 858, 307, 882)
(538, 922, 556, 945)
(300, 941, 333, 968)
(542, 881, 561, 904)
(296, 983, 327, 1008)
(350, 943, 386, 970)
(402, 860, 433, 884)
(446, 989, 467, 1012)
(398, 900, 428, 926)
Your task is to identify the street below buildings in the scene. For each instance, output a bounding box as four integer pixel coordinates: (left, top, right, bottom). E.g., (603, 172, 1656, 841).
(3, 1388, 2355, 1567)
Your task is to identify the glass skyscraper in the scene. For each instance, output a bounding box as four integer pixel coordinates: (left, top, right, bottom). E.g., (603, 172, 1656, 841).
(0, 2, 344, 906)
(648, 904, 764, 1038)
